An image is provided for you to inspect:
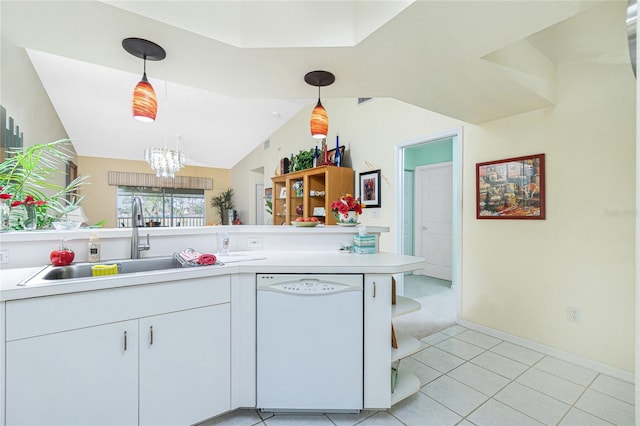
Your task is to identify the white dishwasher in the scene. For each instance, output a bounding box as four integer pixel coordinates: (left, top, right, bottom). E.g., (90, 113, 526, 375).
(256, 273, 363, 412)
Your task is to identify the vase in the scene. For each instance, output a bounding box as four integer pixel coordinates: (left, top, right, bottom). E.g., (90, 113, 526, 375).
(334, 210, 359, 224)
(0, 200, 10, 232)
(24, 204, 37, 231)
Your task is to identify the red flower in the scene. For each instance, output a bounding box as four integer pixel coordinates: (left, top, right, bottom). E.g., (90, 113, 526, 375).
(0, 187, 11, 200)
(330, 193, 363, 217)
(11, 195, 47, 207)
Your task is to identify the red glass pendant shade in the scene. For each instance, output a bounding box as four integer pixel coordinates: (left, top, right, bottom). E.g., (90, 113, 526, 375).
(132, 73, 157, 122)
(310, 99, 328, 139)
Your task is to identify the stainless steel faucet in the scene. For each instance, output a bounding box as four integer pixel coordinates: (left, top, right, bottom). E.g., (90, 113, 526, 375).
(131, 197, 150, 259)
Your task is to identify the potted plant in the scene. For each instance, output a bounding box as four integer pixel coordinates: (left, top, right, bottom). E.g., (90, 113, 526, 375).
(0, 139, 88, 230)
(210, 188, 235, 225)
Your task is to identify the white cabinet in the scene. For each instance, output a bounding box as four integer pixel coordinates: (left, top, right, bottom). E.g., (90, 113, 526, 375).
(139, 304, 230, 426)
(363, 275, 423, 409)
(4, 276, 231, 426)
(6, 320, 139, 426)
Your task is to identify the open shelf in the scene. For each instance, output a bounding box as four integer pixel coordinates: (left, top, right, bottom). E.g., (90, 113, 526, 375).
(391, 370, 421, 406)
(392, 296, 421, 318)
(392, 331, 426, 362)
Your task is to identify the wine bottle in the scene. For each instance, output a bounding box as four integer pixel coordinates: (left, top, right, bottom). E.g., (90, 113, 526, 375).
(334, 135, 341, 167)
(313, 145, 319, 168)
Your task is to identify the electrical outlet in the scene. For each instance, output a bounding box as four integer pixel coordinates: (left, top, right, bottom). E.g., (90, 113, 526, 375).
(567, 306, 582, 323)
(248, 237, 262, 248)
(0, 250, 9, 264)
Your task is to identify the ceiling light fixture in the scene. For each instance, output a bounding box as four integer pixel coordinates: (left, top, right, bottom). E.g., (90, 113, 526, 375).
(122, 37, 166, 122)
(304, 70, 335, 139)
(144, 82, 185, 178)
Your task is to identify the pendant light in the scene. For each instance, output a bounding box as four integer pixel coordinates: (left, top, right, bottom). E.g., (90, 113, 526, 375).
(304, 71, 335, 139)
(122, 37, 166, 122)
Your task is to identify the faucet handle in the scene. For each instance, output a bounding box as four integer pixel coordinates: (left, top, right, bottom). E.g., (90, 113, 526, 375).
(139, 233, 151, 251)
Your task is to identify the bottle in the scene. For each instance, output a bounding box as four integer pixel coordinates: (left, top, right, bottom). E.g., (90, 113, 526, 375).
(334, 135, 341, 167)
(313, 145, 319, 168)
(290, 153, 294, 172)
(87, 233, 100, 262)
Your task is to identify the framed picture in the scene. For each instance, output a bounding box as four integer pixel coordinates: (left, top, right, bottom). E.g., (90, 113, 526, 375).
(359, 169, 381, 208)
(327, 145, 345, 166)
(476, 153, 545, 219)
(279, 187, 286, 199)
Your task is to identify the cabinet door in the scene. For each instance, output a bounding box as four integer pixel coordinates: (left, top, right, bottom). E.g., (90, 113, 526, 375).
(364, 274, 392, 409)
(139, 304, 231, 426)
(6, 320, 138, 426)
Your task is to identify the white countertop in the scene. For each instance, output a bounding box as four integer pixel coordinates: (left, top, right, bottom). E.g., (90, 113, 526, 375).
(0, 251, 425, 301)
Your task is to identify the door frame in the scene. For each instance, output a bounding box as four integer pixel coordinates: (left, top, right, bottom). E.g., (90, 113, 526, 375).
(394, 127, 463, 322)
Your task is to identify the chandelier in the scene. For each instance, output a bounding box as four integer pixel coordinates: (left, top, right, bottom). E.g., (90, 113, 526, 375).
(144, 82, 185, 178)
(144, 136, 185, 178)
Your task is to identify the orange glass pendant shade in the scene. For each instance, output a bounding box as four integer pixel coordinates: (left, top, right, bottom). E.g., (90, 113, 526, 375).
(304, 70, 335, 140)
(310, 99, 328, 139)
(132, 73, 157, 122)
(122, 38, 166, 123)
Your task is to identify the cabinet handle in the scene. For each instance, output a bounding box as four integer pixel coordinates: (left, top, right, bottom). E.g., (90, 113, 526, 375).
(373, 281, 376, 298)
(150, 326, 154, 346)
(123, 331, 127, 351)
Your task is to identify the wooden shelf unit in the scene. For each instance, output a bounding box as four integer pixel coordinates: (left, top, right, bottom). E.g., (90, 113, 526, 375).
(271, 165, 354, 225)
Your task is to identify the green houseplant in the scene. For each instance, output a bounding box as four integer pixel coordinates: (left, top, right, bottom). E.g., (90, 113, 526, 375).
(0, 139, 89, 230)
(210, 187, 235, 225)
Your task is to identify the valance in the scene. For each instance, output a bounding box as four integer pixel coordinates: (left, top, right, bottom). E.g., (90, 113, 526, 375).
(108, 171, 213, 190)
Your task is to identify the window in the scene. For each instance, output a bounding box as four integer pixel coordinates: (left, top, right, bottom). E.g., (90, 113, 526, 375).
(117, 186, 205, 228)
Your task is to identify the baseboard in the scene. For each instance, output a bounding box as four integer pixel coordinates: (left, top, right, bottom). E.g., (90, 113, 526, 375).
(457, 319, 634, 384)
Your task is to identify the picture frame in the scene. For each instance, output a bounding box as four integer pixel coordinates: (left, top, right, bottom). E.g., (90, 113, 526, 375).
(476, 153, 545, 219)
(326, 145, 345, 166)
(279, 187, 286, 199)
(359, 169, 381, 208)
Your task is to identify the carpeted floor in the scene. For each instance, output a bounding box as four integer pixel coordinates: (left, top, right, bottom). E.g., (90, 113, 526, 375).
(392, 274, 456, 339)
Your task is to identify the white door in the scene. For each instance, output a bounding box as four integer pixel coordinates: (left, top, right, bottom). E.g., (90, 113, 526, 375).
(414, 162, 452, 280)
(139, 304, 231, 426)
(6, 320, 139, 426)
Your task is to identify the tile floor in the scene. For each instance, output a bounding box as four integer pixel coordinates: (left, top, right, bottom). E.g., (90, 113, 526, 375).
(202, 325, 635, 426)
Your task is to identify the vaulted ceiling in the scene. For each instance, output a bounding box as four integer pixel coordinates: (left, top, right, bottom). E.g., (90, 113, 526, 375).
(1, 0, 626, 168)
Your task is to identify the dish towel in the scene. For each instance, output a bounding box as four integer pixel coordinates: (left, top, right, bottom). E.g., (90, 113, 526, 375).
(174, 248, 217, 267)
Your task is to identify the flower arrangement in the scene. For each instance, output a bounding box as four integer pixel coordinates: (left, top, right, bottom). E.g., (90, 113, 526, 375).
(330, 193, 364, 219)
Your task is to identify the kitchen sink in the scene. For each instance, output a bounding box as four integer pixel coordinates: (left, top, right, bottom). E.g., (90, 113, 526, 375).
(18, 256, 184, 286)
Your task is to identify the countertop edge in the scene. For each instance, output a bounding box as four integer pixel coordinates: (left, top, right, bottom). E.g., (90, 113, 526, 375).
(1, 251, 425, 301)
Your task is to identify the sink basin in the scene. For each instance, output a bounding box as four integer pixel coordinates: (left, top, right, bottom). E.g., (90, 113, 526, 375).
(19, 256, 184, 285)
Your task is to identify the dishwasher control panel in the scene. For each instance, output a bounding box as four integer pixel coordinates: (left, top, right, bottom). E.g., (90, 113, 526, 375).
(257, 274, 363, 295)
(281, 281, 341, 292)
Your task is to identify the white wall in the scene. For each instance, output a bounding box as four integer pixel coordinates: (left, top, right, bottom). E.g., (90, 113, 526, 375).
(1, 32, 71, 190)
(231, 8, 636, 373)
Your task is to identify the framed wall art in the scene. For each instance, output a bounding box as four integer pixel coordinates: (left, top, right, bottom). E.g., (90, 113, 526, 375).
(359, 169, 381, 208)
(476, 153, 545, 219)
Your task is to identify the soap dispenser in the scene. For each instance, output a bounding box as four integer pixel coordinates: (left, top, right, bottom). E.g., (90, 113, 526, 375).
(87, 233, 101, 262)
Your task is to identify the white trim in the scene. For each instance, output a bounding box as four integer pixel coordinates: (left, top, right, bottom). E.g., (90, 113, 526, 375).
(394, 127, 463, 322)
(458, 319, 635, 384)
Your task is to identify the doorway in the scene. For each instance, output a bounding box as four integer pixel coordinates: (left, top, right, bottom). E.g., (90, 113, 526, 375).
(394, 128, 462, 323)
